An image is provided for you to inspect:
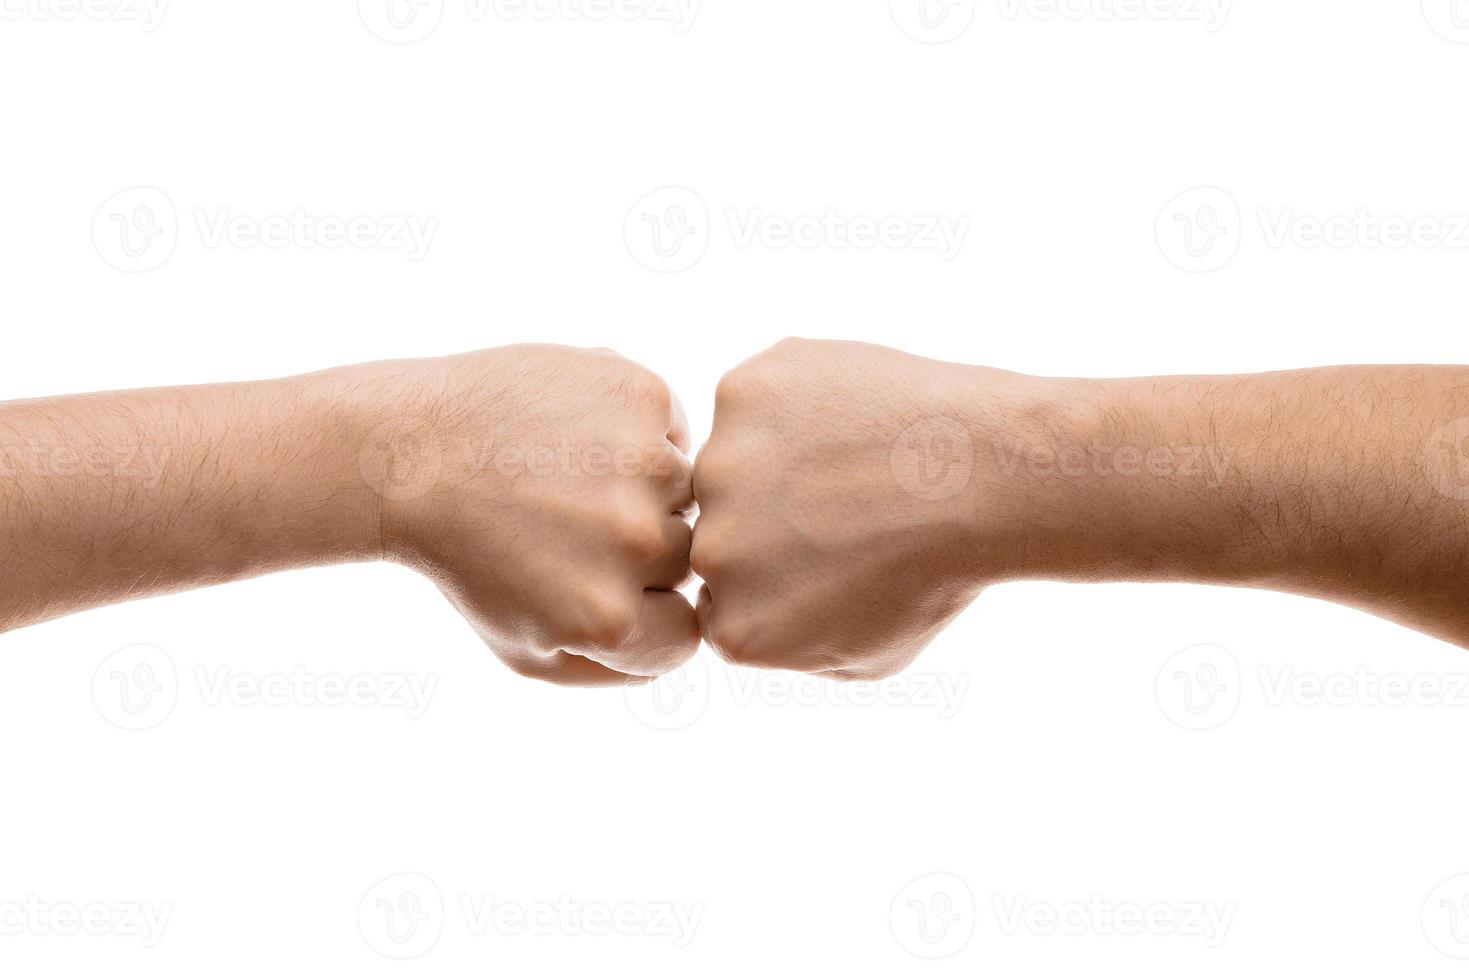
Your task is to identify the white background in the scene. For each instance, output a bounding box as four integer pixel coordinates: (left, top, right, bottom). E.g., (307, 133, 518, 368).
(2, 0, 1468, 975)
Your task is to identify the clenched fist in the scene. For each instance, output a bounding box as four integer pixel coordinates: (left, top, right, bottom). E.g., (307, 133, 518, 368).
(691, 339, 1028, 680)
(355, 345, 699, 686)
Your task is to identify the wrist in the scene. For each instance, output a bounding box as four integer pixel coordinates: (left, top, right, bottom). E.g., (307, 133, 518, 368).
(970, 373, 1274, 586)
(258, 368, 398, 567)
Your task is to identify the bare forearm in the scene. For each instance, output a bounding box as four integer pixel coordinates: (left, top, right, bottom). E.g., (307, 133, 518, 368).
(0, 346, 700, 686)
(994, 366, 1469, 645)
(0, 373, 382, 632)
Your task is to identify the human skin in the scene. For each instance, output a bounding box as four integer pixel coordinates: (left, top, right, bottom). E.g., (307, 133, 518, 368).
(692, 338, 1469, 679)
(0, 345, 698, 686)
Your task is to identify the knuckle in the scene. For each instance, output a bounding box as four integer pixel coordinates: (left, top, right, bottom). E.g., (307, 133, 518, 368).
(713, 369, 755, 412)
(622, 364, 670, 412)
(653, 444, 692, 487)
(563, 592, 638, 652)
(615, 516, 667, 563)
(693, 446, 738, 498)
(689, 524, 726, 579)
(707, 617, 775, 670)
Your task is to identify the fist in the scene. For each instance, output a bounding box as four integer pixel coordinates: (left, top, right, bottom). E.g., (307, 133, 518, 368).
(362, 345, 698, 686)
(692, 339, 1013, 679)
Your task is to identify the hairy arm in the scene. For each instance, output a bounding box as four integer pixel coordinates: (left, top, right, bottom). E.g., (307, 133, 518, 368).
(693, 341, 1469, 678)
(0, 373, 381, 633)
(0, 347, 699, 686)
(994, 366, 1469, 646)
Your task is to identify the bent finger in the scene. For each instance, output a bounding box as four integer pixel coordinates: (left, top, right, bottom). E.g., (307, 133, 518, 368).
(580, 588, 700, 677)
